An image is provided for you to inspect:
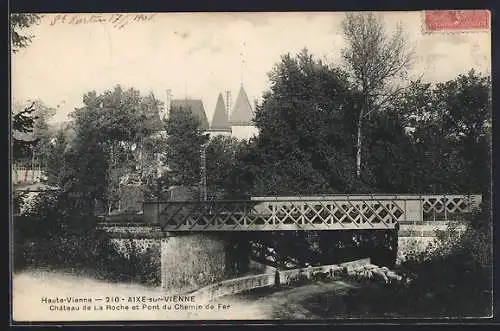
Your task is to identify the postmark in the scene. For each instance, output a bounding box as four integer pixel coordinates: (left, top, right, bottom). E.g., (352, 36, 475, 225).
(423, 10, 490, 33)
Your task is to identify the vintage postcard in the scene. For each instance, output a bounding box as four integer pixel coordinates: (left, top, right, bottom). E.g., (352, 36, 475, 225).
(11, 10, 492, 323)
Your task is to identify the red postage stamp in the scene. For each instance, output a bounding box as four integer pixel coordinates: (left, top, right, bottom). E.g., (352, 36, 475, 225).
(424, 10, 490, 32)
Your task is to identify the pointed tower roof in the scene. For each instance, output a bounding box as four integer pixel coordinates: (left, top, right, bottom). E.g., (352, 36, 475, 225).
(210, 93, 231, 132)
(170, 99, 209, 130)
(229, 85, 254, 126)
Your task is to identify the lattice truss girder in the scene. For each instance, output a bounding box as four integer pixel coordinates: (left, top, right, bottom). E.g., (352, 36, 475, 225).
(422, 195, 481, 214)
(158, 199, 403, 231)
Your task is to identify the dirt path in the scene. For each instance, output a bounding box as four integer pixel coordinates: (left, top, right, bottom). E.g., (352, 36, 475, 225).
(228, 281, 358, 319)
(12, 270, 358, 322)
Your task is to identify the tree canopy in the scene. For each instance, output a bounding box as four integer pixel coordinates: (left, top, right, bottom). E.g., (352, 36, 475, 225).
(164, 106, 209, 189)
(11, 13, 41, 53)
(231, 49, 365, 196)
(45, 86, 165, 212)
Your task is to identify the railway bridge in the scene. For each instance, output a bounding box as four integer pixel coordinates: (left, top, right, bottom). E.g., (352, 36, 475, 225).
(99, 194, 482, 291)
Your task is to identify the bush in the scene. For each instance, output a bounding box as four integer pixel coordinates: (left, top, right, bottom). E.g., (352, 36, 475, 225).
(101, 237, 161, 286)
(390, 206, 493, 317)
(13, 191, 161, 286)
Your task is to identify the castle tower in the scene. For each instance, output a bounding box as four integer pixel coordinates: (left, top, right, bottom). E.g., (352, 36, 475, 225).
(229, 85, 258, 140)
(207, 93, 232, 137)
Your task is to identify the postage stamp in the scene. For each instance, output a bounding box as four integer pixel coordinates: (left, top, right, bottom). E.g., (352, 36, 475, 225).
(423, 9, 490, 33)
(10, 10, 492, 324)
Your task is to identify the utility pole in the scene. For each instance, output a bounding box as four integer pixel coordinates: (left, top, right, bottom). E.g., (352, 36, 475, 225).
(200, 144, 207, 201)
(225, 90, 232, 118)
(165, 89, 172, 119)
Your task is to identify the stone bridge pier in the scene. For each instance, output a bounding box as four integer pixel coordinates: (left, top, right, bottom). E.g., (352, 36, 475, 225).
(160, 232, 248, 291)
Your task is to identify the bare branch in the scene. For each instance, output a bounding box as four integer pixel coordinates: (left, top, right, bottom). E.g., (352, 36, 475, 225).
(341, 12, 413, 178)
(341, 13, 414, 96)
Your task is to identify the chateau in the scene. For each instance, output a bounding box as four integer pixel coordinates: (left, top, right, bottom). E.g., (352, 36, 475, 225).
(167, 84, 258, 140)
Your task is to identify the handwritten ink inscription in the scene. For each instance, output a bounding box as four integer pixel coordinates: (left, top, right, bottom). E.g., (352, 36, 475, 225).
(49, 13, 156, 29)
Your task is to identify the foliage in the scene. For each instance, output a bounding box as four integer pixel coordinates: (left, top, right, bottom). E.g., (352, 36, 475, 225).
(361, 110, 416, 191)
(11, 13, 42, 165)
(43, 128, 73, 187)
(299, 206, 492, 318)
(11, 13, 41, 53)
(164, 106, 209, 187)
(341, 12, 413, 178)
(12, 103, 38, 161)
(205, 135, 245, 199)
(11, 14, 44, 172)
(141, 132, 169, 200)
(369, 204, 493, 317)
(373, 70, 491, 195)
(143, 172, 170, 201)
(12, 99, 57, 169)
(58, 86, 164, 212)
(13, 191, 160, 285)
(233, 49, 365, 196)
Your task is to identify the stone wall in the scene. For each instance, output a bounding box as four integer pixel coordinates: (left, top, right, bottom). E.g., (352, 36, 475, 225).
(110, 238, 161, 256)
(192, 258, 371, 302)
(99, 224, 162, 261)
(396, 222, 466, 264)
(160, 233, 228, 291)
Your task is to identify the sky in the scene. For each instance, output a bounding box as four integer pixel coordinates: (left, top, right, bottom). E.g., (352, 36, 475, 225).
(11, 11, 491, 124)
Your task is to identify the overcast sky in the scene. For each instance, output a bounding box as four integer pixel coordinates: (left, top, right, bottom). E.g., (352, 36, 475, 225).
(12, 11, 491, 124)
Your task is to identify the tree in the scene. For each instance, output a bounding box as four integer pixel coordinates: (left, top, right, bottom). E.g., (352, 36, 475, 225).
(11, 13, 41, 53)
(11, 14, 43, 172)
(363, 70, 491, 195)
(164, 107, 209, 189)
(63, 86, 164, 213)
(362, 109, 416, 192)
(44, 128, 71, 186)
(205, 135, 244, 199)
(12, 99, 56, 175)
(12, 102, 38, 162)
(341, 12, 413, 178)
(411, 70, 491, 195)
(235, 49, 363, 196)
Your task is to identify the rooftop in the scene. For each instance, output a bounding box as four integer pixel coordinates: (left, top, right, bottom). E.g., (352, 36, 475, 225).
(209, 93, 231, 132)
(170, 99, 209, 130)
(229, 85, 254, 126)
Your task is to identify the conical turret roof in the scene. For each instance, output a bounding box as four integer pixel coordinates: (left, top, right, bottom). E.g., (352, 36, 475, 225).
(210, 93, 231, 132)
(229, 85, 254, 126)
(170, 99, 209, 130)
